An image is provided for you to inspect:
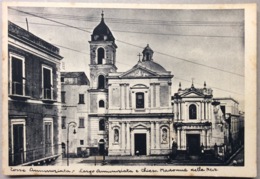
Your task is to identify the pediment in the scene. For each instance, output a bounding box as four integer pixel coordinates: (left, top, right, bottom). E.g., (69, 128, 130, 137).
(180, 91, 204, 97)
(131, 122, 150, 129)
(120, 67, 157, 78)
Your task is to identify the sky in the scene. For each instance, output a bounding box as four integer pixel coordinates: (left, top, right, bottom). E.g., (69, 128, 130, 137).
(8, 6, 245, 110)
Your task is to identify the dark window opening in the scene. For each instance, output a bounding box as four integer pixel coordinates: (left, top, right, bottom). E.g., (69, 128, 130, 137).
(189, 104, 197, 119)
(79, 94, 84, 104)
(12, 57, 23, 95)
(98, 75, 105, 89)
(99, 119, 105, 131)
(80, 140, 84, 145)
(61, 91, 66, 103)
(97, 48, 105, 64)
(99, 100, 105, 108)
(146, 52, 150, 61)
(79, 118, 85, 128)
(61, 77, 64, 82)
(220, 106, 226, 115)
(43, 68, 52, 99)
(136, 92, 144, 108)
(62, 117, 66, 129)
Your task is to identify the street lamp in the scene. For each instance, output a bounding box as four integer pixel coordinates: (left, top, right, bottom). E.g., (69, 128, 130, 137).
(102, 141, 107, 165)
(67, 121, 77, 166)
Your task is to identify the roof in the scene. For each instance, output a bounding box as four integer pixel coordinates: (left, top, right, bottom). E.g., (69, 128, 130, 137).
(133, 60, 168, 74)
(213, 97, 239, 104)
(91, 12, 115, 42)
(8, 21, 62, 59)
(61, 72, 90, 85)
(173, 83, 213, 99)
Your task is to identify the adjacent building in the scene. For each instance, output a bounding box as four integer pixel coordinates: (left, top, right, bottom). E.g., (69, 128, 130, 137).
(8, 21, 63, 166)
(60, 72, 90, 157)
(172, 83, 244, 159)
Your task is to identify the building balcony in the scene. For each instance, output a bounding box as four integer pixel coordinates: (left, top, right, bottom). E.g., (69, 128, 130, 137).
(8, 81, 31, 100)
(41, 88, 56, 103)
(9, 144, 60, 166)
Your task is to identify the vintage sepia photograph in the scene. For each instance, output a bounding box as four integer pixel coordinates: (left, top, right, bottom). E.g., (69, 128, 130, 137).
(2, 2, 257, 177)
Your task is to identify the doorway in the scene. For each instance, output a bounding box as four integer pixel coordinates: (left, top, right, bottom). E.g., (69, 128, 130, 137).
(134, 134, 146, 155)
(98, 139, 105, 155)
(186, 134, 200, 155)
(13, 124, 24, 165)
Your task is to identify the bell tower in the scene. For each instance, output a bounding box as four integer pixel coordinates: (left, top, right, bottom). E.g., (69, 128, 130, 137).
(89, 11, 117, 89)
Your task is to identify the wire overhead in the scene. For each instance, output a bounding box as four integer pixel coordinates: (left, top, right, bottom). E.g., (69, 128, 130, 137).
(8, 7, 244, 96)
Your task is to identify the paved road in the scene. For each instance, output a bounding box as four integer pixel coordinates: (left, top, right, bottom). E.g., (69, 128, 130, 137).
(50, 155, 228, 166)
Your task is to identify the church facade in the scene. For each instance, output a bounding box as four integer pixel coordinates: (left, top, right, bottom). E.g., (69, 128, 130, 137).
(87, 13, 174, 156)
(62, 12, 243, 158)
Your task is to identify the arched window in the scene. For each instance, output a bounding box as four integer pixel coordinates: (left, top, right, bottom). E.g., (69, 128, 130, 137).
(136, 92, 144, 108)
(162, 128, 168, 142)
(99, 100, 105, 108)
(114, 129, 119, 143)
(146, 52, 150, 61)
(189, 104, 197, 119)
(99, 119, 105, 131)
(98, 75, 105, 89)
(97, 48, 104, 64)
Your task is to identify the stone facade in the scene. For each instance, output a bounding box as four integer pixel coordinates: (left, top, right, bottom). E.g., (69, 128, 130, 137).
(8, 21, 63, 165)
(172, 83, 244, 158)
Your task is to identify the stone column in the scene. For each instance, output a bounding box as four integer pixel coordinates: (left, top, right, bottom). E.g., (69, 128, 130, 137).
(122, 122, 125, 150)
(125, 84, 129, 109)
(205, 101, 208, 120)
(156, 84, 160, 108)
(126, 122, 130, 152)
(178, 100, 181, 120)
(207, 130, 210, 149)
(120, 84, 123, 109)
(202, 130, 206, 146)
(108, 122, 113, 149)
(156, 122, 160, 149)
(183, 130, 186, 150)
(177, 128, 181, 150)
(182, 102, 185, 120)
(151, 122, 154, 150)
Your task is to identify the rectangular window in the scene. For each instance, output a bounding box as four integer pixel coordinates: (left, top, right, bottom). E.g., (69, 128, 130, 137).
(79, 118, 85, 128)
(80, 140, 84, 145)
(61, 91, 66, 103)
(42, 66, 53, 99)
(61, 77, 64, 83)
(61, 117, 66, 129)
(136, 92, 144, 108)
(10, 55, 25, 95)
(79, 94, 84, 104)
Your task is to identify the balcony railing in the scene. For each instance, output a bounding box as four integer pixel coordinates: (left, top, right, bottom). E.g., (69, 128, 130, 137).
(10, 81, 24, 95)
(43, 88, 53, 99)
(9, 81, 30, 99)
(9, 144, 61, 166)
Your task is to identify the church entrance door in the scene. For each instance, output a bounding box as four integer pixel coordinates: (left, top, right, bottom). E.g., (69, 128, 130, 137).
(187, 134, 200, 155)
(134, 133, 146, 155)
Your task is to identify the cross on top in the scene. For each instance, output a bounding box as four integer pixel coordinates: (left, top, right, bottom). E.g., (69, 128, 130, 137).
(101, 10, 104, 19)
(191, 78, 195, 88)
(137, 53, 142, 61)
